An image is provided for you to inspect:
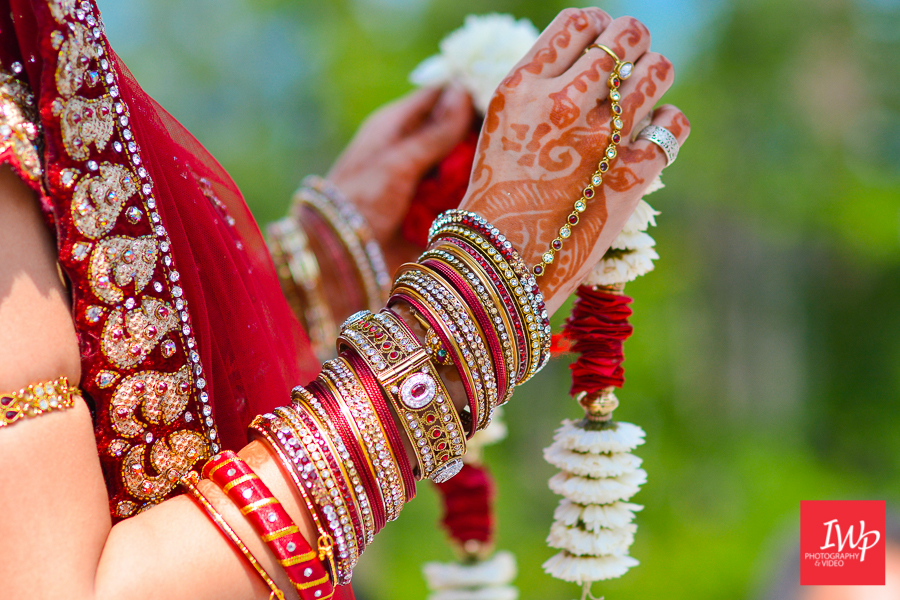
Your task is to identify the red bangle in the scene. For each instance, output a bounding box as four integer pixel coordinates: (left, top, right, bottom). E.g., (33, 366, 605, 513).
(421, 258, 507, 401)
(389, 292, 478, 438)
(203, 451, 335, 600)
(443, 237, 529, 382)
(314, 377, 388, 534)
(345, 351, 417, 500)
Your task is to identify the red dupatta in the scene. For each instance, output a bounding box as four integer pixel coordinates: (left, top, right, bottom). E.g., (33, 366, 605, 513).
(1, 0, 321, 521)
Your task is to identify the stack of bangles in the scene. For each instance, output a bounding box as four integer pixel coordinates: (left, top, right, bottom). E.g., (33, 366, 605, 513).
(183, 210, 550, 589)
(267, 175, 391, 361)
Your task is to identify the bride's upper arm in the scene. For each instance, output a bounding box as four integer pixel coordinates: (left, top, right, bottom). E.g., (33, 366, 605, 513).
(0, 164, 111, 599)
(0, 164, 81, 388)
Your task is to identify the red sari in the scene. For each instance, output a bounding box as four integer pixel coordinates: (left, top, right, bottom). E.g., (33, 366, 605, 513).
(1, 1, 351, 596)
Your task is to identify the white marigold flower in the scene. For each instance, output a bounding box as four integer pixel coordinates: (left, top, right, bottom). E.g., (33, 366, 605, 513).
(547, 521, 637, 556)
(543, 552, 639, 584)
(548, 469, 647, 505)
(621, 199, 660, 234)
(552, 420, 646, 454)
(543, 445, 643, 478)
(611, 230, 656, 251)
(410, 14, 539, 114)
(580, 501, 643, 532)
(582, 244, 660, 287)
(424, 551, 518, 600)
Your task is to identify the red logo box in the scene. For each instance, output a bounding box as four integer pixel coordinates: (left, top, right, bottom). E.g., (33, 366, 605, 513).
(800, 500, 885, 585)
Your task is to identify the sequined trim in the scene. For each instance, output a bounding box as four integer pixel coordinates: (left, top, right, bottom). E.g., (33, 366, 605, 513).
(41, 1, 220, 519)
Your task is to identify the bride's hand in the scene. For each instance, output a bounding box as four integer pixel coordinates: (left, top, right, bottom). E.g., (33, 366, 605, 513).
(460, 8, 690, 315)
(328, 85, 474, 269)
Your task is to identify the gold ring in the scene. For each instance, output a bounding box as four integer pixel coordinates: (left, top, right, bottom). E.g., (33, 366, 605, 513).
(583, 43, 620, 62)
(583, 43, 634, 80)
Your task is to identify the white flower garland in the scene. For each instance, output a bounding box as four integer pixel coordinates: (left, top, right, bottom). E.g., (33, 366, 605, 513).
(542, 176, 663, 598)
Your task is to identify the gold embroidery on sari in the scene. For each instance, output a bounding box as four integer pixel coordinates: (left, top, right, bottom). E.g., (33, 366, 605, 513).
(49, 0, 77, 24)
(88, 236, 159, 304)
(111, 365, 192, 438)
(101, 298, 179, 370)
(55, 22, 99, 97)
(52, 95, 114, 161)
(71, 163, 138, 238)
(122, 429, 210, 501)
(45, 2, 221, 518)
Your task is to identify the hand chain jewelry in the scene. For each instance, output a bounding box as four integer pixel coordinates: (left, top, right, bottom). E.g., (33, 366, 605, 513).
(533, 44, 633, 277)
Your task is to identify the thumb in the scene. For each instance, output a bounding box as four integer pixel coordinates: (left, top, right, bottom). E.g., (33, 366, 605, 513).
(395, 85, 474, 174)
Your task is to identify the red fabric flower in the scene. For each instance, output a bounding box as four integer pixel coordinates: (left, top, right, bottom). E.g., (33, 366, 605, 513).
(562, 286, 634, 396)
(435, 462, 495, 545)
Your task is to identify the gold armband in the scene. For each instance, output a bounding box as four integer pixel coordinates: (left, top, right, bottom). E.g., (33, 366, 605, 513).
(1, 377, 79, 428)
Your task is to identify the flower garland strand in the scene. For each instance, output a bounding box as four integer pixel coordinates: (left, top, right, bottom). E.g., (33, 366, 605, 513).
(542, 184, 662, 600)
(424, 413, 519, 600)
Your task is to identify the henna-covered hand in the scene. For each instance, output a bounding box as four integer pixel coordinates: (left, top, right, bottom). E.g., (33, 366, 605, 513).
(460, 8, 690, 315)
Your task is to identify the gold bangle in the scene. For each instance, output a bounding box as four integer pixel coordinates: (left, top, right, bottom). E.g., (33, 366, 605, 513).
(421, 245, 519, 406)
(1, 377, 79, 428)
(267, 216, 336, 362)
(178, 471, 286, 600)
(338, 309, 466, 481)
(392, 266, 497, 430)
(320, 358, 405, 521)
(247, 416, 339, 583)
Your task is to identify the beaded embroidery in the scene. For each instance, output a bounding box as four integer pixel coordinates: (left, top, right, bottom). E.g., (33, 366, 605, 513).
(27, 0, 221, 519)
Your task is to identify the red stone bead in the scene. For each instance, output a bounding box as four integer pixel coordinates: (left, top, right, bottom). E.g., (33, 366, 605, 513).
(552, 239, 563, 251)
(612, 77, 620, 87)
(437, 442, 447, 450)
(568, 214, 579, 225)
(381, 341, 392, 350)
(599, 161, 609, 172)
(425, 414, 435, 424)
(431, 429, 441, 438)
(389, 350, 400, 360)
(612, 133, 621, 143)
(533, 265, 544, 275)
(0, 396, 12, 406)
(584, 187, 594, 199)
(440, 454, 450, 462)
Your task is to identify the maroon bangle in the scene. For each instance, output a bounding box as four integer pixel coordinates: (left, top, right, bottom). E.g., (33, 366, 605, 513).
(315, 376, 387, 534)
(297, 383, 368, 551)
(421, 258, 508, 402)
(345, 351, 417, 500)
(203, 451, 334, 600)
(388, 292, 478, 438)
(442, 237, 529, 381)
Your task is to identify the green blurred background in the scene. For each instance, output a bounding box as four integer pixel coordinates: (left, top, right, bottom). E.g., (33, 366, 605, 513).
(102, 0, 900, 598)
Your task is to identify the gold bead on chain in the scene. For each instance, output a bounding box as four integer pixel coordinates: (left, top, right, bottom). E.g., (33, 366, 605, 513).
(533, 46, 633, 277)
